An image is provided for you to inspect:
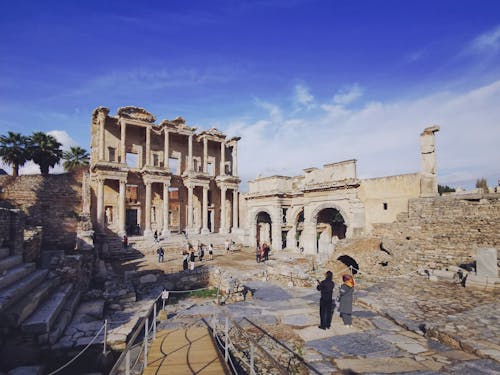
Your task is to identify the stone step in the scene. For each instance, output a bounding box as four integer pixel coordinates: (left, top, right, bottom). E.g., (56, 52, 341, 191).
(0, 269, 49, 314)
(0, 255, 23, 273)
(0, 247, 10, 260)
(39, 289, 81, 345)
(0, 263, 36, 290)
(22, 283, 74, 334)
(1, 276, 60, 327)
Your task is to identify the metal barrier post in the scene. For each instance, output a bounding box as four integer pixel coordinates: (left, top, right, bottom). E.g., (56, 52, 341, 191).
(144, 317, 149, 368)
(125, 351, 130, 375)
(212, 312, 216, 338)
(153, 304, 157, 340)
(224, 316, 229, 362)
(103, 319, 108, 354)
(250, 342, 255, 375)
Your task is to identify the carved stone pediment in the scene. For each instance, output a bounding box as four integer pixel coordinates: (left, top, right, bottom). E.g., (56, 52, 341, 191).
(92, 107, 110, 124)
(117, 106, 156, 123)
(159, 117, 197, 133)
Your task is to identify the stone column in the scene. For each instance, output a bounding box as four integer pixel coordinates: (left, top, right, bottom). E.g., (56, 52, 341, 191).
(232, 189, 238, 231)
(188, 134, 193, 172)
(420, 125, 440, 197)
(162, 182, 170, 236)
(144, 181, 152, 236)
(96, 178, 105, 231)
(120, 120, 127, 163)
(220, 141, 226, 175)
(201, 186, 209, 234)
(271, 207, 282, 251)
(220, 185, 227, 233)
(118, 180, 126, 235)
(145, 126, 151, 167)
(164, 130, 169, 170)
(203, 137, 208, 173)
(98, 114, 105, 161)
(187, 184, 194, 229)
(232, 143, 238, 176)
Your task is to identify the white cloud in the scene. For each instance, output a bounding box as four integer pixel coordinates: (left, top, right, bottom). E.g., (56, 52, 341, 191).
(332, 84, 363, 105)
(293, 84, 315, 110)
(470, 24, 500, 52)
(223, 80, 500, 191)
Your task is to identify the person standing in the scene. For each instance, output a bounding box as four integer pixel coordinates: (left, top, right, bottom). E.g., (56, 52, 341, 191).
(208, 243, 214, 260)
(316, 271, 335, 330)
(338, 274, 355, 327)
(224, 239, 231, 255)
(157, 247, 164, 262)
(154, 230, 158, 243)
(122, 235, 128, 249)
(189, 248, 196, 271)
(182, 251, 189, 271)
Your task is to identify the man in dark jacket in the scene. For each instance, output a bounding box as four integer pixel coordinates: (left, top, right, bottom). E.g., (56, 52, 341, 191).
(316, 270, 335, 329)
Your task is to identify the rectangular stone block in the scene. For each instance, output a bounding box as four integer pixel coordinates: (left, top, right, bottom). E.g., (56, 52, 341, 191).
(476, 248, 498, 277)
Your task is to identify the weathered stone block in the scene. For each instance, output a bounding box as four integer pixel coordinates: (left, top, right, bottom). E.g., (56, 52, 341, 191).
(476, 248, 498, 278)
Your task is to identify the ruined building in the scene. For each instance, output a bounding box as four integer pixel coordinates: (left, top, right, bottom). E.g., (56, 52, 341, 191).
(89, 106, 241, 237)
(242, 126, 441, 254)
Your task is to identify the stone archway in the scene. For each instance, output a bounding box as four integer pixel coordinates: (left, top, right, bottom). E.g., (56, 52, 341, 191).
(312, 205, 348, 255)
(255, 211, 272, 247)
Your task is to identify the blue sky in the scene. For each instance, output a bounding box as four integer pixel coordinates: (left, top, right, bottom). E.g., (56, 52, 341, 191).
(1, 0, 499, 189)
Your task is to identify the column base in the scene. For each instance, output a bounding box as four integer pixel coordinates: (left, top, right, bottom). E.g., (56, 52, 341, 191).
(219, 227, 229, 235)
(187, 228, 200, 235)
(201, 227, 210, 235)
(161, 229, 170, 237)
(143, 229, 153, 238)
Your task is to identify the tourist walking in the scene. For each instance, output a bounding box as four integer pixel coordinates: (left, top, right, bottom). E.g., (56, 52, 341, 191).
(224, 239, 231, 255)
(263, 243, 270, 261)
(189, 248, 196, 271)
(122, 235, 128, 249)
(198, 243, 204, 261)
(182, 251, 188, 271)
(157, 247, 164, 262)
(316, 270, 335, 330)
(154, 230, 158, 243)
(208, 243, 214, 260)
(256, 244, 261, 263)
(338, 274, 355, 327)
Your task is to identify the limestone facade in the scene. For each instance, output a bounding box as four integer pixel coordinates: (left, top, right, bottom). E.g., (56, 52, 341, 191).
(243, 126, 441, 254)
(90, 106, 241, 237)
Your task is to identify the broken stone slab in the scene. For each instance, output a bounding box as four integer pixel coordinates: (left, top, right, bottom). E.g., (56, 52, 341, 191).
(336, 357, 428, 373)
(465, 274, 500, 289)
(476, 248, 498, 278)
(74, 300, 105, 320)
(431, 269, 456, 281)
(139, 274, 158, 284)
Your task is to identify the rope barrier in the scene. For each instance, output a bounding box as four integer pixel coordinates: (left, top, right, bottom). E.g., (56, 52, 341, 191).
(47, 323, 105, 375)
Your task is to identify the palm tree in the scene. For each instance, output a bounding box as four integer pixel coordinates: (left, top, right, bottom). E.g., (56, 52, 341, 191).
(63, 146, 90, 171)
(28, 132, 63, 175)
(0, 131, 29, 177)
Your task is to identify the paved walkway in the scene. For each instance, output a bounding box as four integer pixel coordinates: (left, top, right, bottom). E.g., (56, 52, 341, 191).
(143, 325, 228, 375)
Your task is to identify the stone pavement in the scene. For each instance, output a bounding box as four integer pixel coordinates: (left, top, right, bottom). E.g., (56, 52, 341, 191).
(162, 276, 500, 374)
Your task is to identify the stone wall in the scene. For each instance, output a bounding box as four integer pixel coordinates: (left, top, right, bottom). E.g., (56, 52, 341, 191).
(0, 169, 85, 251)
(373, 193, 500, 269)
(0, 207, 24, 255)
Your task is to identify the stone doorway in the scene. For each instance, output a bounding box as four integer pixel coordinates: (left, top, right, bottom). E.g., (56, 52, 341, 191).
(126, 209, 139, 235)
(316, 208, 346, 254)
(256, 211, 272, 247)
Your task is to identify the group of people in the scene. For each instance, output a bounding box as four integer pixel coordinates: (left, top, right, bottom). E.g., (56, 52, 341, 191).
(182, 243, 214, 271)
(255, 242, 270, 263)
(317, 271, 355, 329)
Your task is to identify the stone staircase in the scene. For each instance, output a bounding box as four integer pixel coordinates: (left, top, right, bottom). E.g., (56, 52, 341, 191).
(0, 244, 81, 347)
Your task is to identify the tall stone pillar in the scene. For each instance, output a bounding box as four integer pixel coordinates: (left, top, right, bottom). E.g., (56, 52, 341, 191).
(162, 182, 170, 236)
(120, 120, 126, 163)
(220, 185, 227, 233)
(145, 126, 151, 167)
(202, 186, 209, 234)
(144, 181, 152, 236)
(232, 189, 238, 231)
(118, 180, 126, 235)
(187, 184, 194, 229)
(188, 134, 193, 172)
(203, 137, 208, 173)
(420, 125, 440, 197)
(232, 143, 238, 176)
(271, 207, 282, 251)
(98, 114, 106, 161)
(220, 142, 226, 175)
(96, 178, 105, 231)
(164, 130, 169, 170)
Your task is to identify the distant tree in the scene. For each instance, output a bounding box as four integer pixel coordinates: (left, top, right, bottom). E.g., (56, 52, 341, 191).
(0, 131, 30, 177)
(28, 132, 63, 176)
(438, 184, 456, 195)
(475, 178, 488, 193)
(63, 146, 90, 171)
